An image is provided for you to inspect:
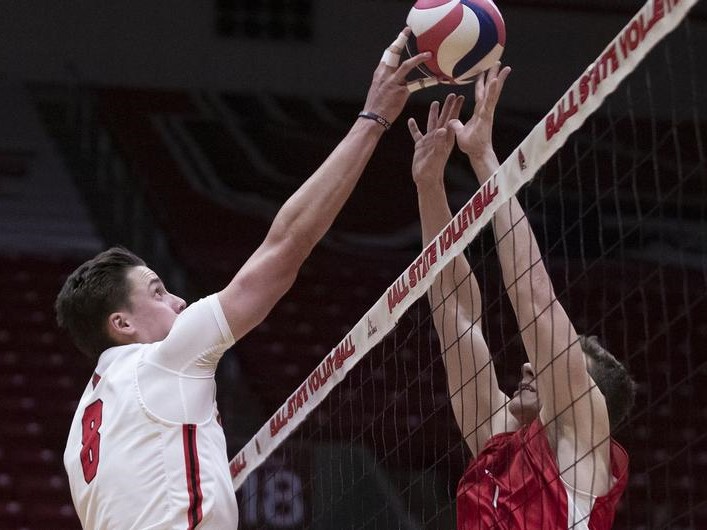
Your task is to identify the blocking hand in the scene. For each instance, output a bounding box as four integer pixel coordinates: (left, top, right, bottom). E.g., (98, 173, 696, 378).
(450, 63, 511, 168)
(408, 93, 465, 187)
(362, 28, 432, 127)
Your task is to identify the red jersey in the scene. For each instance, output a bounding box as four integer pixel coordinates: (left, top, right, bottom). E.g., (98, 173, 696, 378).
(457, 420, 628, 530)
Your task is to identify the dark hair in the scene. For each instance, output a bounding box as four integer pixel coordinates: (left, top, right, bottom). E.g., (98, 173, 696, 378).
(55, 247, 145, 360)
(579, 335, 638, 430)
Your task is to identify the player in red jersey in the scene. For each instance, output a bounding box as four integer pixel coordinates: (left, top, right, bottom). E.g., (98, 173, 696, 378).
(408, 64, 637, 529)
(56, 29, 431, 529)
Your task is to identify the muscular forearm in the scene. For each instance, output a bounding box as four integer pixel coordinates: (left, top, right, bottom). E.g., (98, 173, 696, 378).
(219, 120, 386, 340)
(416, 179, 452, 246)
(493, 196, 549, 316)
(468, 150, 566, 378)
(468, 150, 549, 325)
(416, 179, 477, 318)
(219, 31, 430, 341)
(416, 165, 511, 454)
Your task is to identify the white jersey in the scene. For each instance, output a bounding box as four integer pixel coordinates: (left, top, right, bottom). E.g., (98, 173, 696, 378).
(64, 295, 239, 529)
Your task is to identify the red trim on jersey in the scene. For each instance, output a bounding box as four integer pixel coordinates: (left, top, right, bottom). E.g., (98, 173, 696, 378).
(457, 420, 629, 529)
(182, 424, 203, 529)
(91, 372, 101, 389)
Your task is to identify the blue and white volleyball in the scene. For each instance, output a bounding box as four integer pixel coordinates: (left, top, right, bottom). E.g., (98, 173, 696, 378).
(406, 0, 506, 84)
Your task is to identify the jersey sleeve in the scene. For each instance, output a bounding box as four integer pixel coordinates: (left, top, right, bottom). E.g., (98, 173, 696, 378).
(145, 294, 236, 377)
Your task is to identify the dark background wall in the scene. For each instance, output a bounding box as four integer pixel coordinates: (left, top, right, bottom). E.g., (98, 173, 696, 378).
(3, 1, 704, 114)
(0, 1, 705, 529)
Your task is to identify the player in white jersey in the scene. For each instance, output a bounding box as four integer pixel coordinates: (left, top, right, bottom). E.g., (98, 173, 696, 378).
(57, 29, 432, 529)
(64, 293, 238, 528)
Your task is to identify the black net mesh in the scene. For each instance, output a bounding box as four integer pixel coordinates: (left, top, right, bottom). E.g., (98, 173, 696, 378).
(234, 12, 706, 530)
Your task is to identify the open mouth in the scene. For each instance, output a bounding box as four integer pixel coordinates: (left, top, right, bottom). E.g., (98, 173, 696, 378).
(518, 383, 536, 393)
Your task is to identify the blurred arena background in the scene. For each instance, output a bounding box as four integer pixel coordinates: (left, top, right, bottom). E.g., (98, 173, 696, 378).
(0, 1, 705, 528)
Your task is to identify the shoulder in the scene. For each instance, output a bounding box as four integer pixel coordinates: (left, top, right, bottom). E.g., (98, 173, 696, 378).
(158, 294, 234, 354)
(174, 295, 234, 343)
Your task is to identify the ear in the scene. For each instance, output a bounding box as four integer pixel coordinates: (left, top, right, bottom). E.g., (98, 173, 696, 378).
(106, 311, 135, 343)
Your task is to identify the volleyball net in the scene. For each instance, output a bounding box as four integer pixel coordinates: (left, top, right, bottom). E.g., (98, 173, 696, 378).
(231, 0, 705, 527)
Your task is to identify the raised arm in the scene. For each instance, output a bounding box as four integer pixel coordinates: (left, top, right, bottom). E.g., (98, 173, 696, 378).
(408, 93, 516, 457)
(453, 64, 612, 491)
(219, 30, 431, 342)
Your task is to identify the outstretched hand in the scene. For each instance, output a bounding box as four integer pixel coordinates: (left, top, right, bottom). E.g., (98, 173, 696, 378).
(407, 93, 465, 187)
(450, 63, 511, 168)
(362, 28, 433, 127)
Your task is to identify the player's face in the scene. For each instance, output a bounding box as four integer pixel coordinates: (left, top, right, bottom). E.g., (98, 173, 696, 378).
(508, 362, 540, 425)
(124, 266, 186, 344)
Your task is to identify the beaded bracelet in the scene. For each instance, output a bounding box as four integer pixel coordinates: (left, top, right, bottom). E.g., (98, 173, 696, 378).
(357, 111, 392, 131)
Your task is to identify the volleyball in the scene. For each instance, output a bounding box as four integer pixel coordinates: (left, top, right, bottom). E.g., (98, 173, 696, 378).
(406, 0, 506, 85)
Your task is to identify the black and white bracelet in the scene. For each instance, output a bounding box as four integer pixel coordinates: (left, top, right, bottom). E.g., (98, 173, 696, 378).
(357, 111, 392, 131)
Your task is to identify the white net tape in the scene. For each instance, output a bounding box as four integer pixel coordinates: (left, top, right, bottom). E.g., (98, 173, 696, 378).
(230, 0, 699, 492)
